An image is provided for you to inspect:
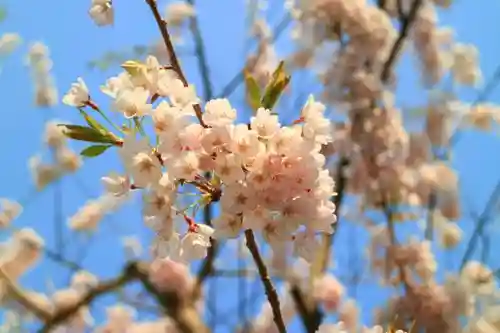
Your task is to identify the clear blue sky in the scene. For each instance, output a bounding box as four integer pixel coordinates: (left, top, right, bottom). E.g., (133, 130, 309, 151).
(1, 0, 500, 331)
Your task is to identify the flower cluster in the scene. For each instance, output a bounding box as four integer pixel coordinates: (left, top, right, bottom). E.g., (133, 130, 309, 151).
(61, 53, 337, 266)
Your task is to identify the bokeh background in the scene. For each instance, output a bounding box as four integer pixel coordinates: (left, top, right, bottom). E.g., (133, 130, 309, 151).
(1, 0, 500, 331)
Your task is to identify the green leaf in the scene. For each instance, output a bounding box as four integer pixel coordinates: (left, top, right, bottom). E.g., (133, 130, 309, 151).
(78, 109, 107, 133)
(80, 145, 111, 158)
(260, 61, 291, 110)
(58, 124, 120, 145)
(244, 70, 261, 112)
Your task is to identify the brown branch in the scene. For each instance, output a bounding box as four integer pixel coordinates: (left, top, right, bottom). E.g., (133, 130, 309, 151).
(289, 285, 323, 333)
(39, 264, 137, 332)
(35, 261, 208, 333)
(381, 0, 423, 83)
(244, 229, 287, 333)
(424, 192, 437, 240)
(144, 0, 207, 127)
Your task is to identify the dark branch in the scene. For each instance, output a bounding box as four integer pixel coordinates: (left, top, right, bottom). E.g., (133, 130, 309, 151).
(245, 229, 287, 333)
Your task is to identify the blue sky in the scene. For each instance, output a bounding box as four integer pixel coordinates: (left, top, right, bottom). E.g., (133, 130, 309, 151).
(1, 0, 500, 331)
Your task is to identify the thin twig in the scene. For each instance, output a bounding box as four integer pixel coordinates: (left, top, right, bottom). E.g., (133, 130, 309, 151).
(459, 179, 500, 271)
(39, 261, 209, 333)
(39, 265, 136, 332)
(381, 0, 423, 83)
(144, 0, 207, 127)
(244, 229, 286, 333)
(290, 285, 323, 333)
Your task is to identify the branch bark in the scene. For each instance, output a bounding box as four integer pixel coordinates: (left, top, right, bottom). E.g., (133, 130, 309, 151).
(244, 229, 287, 333)
(144, 0, 207, 127)
(381, 0, 423, 83)
(0, 261, 208, 333)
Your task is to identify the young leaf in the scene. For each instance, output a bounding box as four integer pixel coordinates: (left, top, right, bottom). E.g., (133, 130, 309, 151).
(80, 145, 111, 158)
(121, 60, 146, 78)
(260, 61, 291, 110)
(244, 70, 261, 111)
(59, 124, 120, 145)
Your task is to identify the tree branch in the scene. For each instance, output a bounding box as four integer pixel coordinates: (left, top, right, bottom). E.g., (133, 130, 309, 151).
(19, 261, 210, 333)
(144, 0, 207, 127)
(39, 263, 137, 332)
(381, 0, 423, 83)
(244, 229, 286, 333)
(289, 285, 323, 333)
